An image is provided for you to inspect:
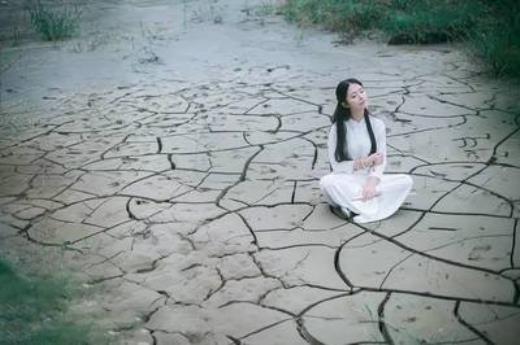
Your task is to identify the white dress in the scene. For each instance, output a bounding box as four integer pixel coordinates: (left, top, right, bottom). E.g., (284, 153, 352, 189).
(320, 116, 413, 223)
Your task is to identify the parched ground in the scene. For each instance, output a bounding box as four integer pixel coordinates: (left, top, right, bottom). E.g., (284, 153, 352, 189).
(1, 0, 519, 344)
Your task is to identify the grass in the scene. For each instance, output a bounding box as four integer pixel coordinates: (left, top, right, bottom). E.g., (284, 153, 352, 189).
(469, 23, 520, 77)
(282, 0, 384, 33)
(27, 0, 82, 41)
(254, 1, 280, 16)
(281, 0, 484, 39)
(279, 0, 520, 79)
(468, 0, 520, 77)
(381, 1, 482, 44)
(0, 258, 108, 345)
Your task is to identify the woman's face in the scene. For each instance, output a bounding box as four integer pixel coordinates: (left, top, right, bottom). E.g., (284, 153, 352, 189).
(346, 83, 368, 112)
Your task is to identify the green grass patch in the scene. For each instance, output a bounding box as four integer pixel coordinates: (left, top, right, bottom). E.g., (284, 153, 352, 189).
(27, 0, 82, 41)
(281, 0, 484, 41)
(282, 0, 385, 33)
(382, 1, 483, 44)
(0, 258, 108, 345)
(468, 0, 520, 77)
(280, 0, 520, 78)
(254, 1, 279, 16)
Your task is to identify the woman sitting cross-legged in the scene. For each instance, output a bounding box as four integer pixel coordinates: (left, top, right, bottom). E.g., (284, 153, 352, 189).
(320, 78, 413, 223)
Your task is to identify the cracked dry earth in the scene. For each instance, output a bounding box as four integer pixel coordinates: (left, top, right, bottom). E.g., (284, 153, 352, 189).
(2, 74, 519, 345)
(1, 2, 520, 345)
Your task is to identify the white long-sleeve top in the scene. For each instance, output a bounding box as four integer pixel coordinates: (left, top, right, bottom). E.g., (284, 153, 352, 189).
(327, 115, 387, 180)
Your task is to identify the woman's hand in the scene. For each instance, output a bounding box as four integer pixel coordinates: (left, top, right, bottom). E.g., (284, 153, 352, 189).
(354, 153, 383, 171)
(368, 152, 384, 166)
(354, 157, 370, 170)
(361, 176, 380, 201)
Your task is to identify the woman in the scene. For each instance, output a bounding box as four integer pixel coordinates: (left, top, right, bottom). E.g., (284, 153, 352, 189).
(320, 78, 413, 223)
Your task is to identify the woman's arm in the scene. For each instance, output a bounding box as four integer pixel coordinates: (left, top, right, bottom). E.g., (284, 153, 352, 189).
(368, 119, 387, 180)
(361, 119, 387, 201)
(327, 124, 354, 173)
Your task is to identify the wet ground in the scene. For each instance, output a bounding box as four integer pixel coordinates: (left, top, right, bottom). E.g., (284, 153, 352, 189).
(1, 0, 519, 344)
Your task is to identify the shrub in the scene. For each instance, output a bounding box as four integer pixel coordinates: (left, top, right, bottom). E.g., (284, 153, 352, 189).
(280, 0, 520, 79)
(282, 0, 385, 33)
(382, 0, 484, 44)
(0, 258, 108, 345)
(27, 0, 82, 41)
(469, 0, 520, 77)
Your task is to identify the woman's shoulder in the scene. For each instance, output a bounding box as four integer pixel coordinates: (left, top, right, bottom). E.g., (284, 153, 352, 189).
(327, 122, 337, 137)
(368, 114, 385, 129)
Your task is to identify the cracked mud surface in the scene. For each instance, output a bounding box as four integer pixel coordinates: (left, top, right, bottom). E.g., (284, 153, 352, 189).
(1, 0, 520, 344)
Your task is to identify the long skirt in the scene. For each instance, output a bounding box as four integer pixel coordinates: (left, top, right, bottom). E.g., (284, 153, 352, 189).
(320, 173, 413, 223)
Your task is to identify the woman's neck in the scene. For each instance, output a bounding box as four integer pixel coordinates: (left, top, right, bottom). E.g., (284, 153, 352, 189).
(350, 110, 364, 122)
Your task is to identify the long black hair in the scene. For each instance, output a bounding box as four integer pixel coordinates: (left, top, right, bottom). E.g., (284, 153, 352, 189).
(332, 78, 377, 162)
